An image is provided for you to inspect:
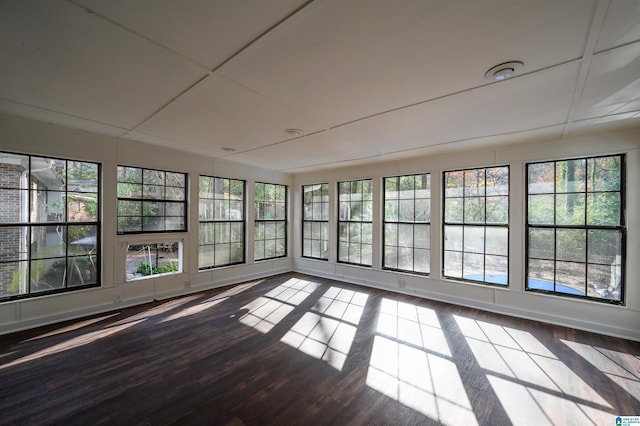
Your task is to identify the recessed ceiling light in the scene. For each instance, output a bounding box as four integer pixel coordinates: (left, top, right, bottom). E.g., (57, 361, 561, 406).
(285, 128, 304, 137)
(222, 147, 235, 152)
(485, 61, 524, 81)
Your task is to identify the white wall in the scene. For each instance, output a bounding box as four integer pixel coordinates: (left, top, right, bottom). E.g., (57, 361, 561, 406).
(0, 113, 293, 335)
(0, 112, 638, 342)
(292, 129, 640, 341)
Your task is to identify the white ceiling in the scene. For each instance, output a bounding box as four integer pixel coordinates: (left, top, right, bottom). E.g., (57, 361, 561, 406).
(1, 0, 639, 173)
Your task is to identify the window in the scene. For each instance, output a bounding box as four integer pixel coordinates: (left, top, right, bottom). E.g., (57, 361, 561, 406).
(302, 183, 329, 260)
(0, 152, 100, 300)
(383, 174, 430, 274)
(254, 182, 287, 260)
(199, 176, 245, 269)
(126, 241, 181, 281)
(338, 179, 373, 266)
(117, 166, 187, 234)
(443, 166, 509, 285)
(526, 155, 624, 303)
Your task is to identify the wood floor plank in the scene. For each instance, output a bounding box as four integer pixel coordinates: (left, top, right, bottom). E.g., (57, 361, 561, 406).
(1, 272, 638, 425)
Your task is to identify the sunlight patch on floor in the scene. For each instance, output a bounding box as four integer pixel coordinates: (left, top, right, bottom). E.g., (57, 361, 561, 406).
(239, 278, 320, 334)
(366, 299, 476, 425)
(562, 339, 640, 404)
(281, 286, 368, 371)
(455, 315, 614, 425)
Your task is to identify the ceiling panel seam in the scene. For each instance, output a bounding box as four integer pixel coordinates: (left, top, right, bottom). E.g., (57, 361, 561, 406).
(561, 0, 611, 138)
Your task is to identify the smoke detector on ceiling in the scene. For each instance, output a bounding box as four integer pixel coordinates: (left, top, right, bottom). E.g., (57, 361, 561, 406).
(485, 61, 524, 81)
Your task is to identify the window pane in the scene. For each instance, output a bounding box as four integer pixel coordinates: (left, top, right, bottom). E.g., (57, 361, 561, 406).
(555, 159, 586, 193)
(68, 225, 97, 255)
(67, 255, 98, 287)
(68, 192, 98, 222)
(414, 224, 429, 249)
(31, 258, 66, 292)
(555, 193, 585, 225)
(444, 166, 509, 285)
(0, 189, 26, 223)
(399, 199, 414, 221)
(463, 226, 484, 254)
(587, 193, 620, 226)
(31, 225, 66, 259)
(444, 198, 463, 223)
(117, 182, 142, 198)
(117, 166, 142, 184)
(587, 230, 622, 265)
(444, 250, 462, 278)
(587, 264, 621, 301)
(485, 256, 508, 284)
(118, 166, 186, 234)
(556, 261, 585, 295)
(143, 169, 165, 185)
(415, 198, 429, 222)
(398, 247, 413, 271)
(0, 153, 29, 189)
(143, 217, 164, 232)
(464, 197, 485, 223)
(444, 171, 463, 197)
(31, 190, 65, 222)
(485, 227, 508, 256)
(528, 162, 554, 194)
(3, 154, 102, 299)
(527, 259, 555, 290)
(486, 196, 508, 224)
(118, 217, 141, 233)
(588, 156, 621, 191)
(414, 249, 429, 274)
(338, 179, 373, 266)
(385, 246, 398, 269)
(556, 228, 586, 263)
(126, 242, 181, 281)
(486, 167, 509, 196)
(0, 260, 28, 298)
(528, 228, 554, 260)
(464, 169, 485, 196)
(385, 199, 398, 221)
(528, 194, 554, 224)
(444, 225, 462, 251)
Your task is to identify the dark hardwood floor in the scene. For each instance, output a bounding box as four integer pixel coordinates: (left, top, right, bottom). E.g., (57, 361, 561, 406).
(0, 272, 638, 425)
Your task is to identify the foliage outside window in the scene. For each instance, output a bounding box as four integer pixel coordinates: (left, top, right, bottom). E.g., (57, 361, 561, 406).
(338, 179, 373, 266)
(126, 242, 181, 281)
(383, 174, 430, 274)
(199, 176, 245, 269)
(302, 183, 329, 260)
(443, 166, 509, 285)
(526, 155, 624, 303)
(117, 166, 187, 234)
(0, 152, 100, 300)
(254, 182, 287, 260)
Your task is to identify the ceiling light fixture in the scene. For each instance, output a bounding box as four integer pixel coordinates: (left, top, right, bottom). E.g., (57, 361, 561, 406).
(485, 61, 524, 81)
(222, 147, 236, 152)
(285, 128, 304, 137)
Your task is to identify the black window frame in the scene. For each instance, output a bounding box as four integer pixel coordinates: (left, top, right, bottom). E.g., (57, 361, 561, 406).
(525, 154, 626, 305)
(116, 165, 188, 235)
(442, 165, 510, 286)
(198, 176, 246, 269)
(254, 182, 287, 261)
(337, 178, 373, 267)
(302, 183, 330, 261)
(0, 151, 101, 301)
(383, 173, 431, 275)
